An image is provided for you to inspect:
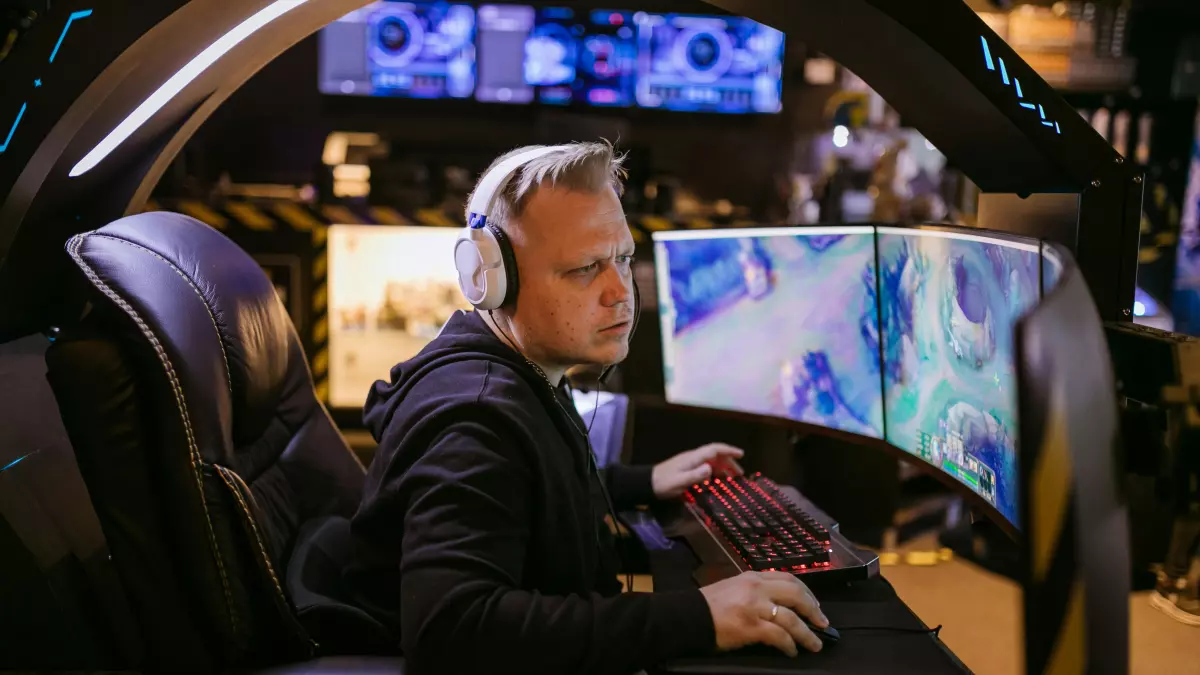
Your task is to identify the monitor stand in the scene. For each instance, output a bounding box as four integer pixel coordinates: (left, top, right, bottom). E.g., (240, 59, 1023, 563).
(937, 518, 1022, 582)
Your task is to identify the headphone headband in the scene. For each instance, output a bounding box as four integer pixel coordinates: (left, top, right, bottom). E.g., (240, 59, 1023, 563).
(457, 145, 567, 310)
(465, 145, 564, 230)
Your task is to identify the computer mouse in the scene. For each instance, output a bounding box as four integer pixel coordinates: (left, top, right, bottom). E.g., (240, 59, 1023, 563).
(806, 620, 840, 647)
(730, 621, 839, 659)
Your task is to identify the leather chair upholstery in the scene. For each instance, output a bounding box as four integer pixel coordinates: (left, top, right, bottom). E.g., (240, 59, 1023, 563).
(44, 212, 381, 672)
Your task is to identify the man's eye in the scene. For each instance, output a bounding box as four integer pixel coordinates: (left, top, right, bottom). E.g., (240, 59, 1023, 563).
(575, 262, 598, 275)
(617, 255, 635, 265)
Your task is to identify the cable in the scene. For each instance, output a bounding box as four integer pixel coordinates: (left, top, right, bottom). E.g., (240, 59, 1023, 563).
(835, 624, 943, 637)
(571, 377, 634, 595)
(487, 310, 633, 592)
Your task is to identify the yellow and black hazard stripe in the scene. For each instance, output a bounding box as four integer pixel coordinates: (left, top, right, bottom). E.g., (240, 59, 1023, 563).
(223, 201, 276, 232)
(151, 197, 335, 401)
(369, 206, 412, 225)
(1021, 378, 1087, 675)
(175, 200, 231, 230)
(310, 223, 330, 403)
(147, 197, 788, 236)
(139, 196, 794, 405)
(414, 208, 460, 228)
(269, 201, 326, 233)
(321, 204, 365, 225)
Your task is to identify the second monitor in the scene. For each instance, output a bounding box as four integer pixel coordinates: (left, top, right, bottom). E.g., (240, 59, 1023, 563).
(877, 227, 1041, 526)
(476, 5, 639, 106)
(653, 225, 1048, 531)
(655, 227, 885, 438)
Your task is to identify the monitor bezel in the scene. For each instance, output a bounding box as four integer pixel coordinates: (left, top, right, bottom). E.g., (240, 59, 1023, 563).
(650, 221, 1041, 540)
(876, 222, 1042, 253)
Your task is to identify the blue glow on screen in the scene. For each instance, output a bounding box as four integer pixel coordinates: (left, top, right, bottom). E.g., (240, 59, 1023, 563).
(633, 13, 784, 114)
(320, 2, 477, 100)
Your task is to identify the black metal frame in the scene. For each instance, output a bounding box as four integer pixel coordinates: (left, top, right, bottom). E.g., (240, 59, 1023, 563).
(1015, 241, 1131, 675)
(705, 0, 1144, 323)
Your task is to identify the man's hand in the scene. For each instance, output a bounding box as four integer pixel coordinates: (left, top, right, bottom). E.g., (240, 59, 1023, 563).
(651, 443, 744, 500)
(700, 571, 828, 656)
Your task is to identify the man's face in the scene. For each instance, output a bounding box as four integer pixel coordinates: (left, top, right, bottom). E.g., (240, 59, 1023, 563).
(507, 184, 636, 371)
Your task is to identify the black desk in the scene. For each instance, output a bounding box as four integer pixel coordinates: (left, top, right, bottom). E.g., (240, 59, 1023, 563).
(639, 491, 972, 675)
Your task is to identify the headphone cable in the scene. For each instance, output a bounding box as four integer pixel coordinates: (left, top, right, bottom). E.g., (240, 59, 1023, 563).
(487, 309, 633, 593)
(583, 378, 634, 596)
(835, 624, 943, 637)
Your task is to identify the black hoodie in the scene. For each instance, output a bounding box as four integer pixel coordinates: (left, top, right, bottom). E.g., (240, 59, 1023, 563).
(343, 309, 717, 675)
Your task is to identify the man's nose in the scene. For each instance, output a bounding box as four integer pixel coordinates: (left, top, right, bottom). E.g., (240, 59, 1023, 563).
(601, 264, 632, 307)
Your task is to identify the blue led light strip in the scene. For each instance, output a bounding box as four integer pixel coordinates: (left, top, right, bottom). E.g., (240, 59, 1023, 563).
(982, 36, 1062, 136)
(50, 9, 93, 63)
(980, 35, 995, 70)
(0, 103, 27, 153)
(0, 452, 34, 474)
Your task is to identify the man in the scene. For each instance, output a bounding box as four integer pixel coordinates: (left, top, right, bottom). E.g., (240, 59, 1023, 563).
(344, 142, 828, 674)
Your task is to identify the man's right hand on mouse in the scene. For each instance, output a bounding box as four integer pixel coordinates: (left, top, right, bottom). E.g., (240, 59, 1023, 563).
(700, 571, 829, 657)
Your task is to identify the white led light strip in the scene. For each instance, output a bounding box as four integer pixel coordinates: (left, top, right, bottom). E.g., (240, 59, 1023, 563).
(69, 0, 309, 178)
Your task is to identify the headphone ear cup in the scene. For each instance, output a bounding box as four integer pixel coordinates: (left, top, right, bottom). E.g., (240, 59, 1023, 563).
(487, 223, 519, 308)
(455, 226, 508, 310)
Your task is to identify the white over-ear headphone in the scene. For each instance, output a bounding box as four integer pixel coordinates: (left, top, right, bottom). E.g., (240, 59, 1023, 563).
(454, 145, 564, 310)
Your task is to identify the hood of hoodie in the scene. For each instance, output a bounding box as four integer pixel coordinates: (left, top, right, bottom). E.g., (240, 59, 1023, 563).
(362, 309, 575, 444)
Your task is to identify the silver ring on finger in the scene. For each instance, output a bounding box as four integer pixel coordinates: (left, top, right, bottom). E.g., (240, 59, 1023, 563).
(770, 604, 779, 620)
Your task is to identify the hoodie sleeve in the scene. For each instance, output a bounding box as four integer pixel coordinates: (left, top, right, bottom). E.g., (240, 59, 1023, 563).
(603, 464, 658, 510)
(397, 418, 716, 675)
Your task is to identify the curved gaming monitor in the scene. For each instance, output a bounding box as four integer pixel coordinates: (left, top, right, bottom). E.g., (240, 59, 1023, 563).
(654, 224, 1062, 533)
(655, 227, 884, 437)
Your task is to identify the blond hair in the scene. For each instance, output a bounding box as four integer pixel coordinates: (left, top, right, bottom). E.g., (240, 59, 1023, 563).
(466, 141, 627, 232)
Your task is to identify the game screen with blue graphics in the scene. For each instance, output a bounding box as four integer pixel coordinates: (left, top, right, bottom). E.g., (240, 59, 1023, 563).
(876, 228, 1042, 525)
(633, 12, 784, 113)
(655, 228, 884, 438)
(319, 2, 476, 99)
(530, 8, 638, 106)
(476, 6, 638, 106)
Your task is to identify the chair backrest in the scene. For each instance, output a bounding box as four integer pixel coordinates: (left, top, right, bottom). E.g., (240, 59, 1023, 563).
(45, 212, 367, 672)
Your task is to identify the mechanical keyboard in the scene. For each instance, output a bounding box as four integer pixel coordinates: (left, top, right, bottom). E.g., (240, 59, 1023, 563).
(681, 473, 878, 584)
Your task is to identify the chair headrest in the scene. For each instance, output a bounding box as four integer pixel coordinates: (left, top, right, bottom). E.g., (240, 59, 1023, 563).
(66, 212, 295, 449)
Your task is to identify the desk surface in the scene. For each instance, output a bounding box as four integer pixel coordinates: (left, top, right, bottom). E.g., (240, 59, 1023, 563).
(643, 494, 971, 675)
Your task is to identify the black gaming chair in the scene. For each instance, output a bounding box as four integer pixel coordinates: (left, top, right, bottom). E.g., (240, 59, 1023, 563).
(43, 212, 398, 673)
